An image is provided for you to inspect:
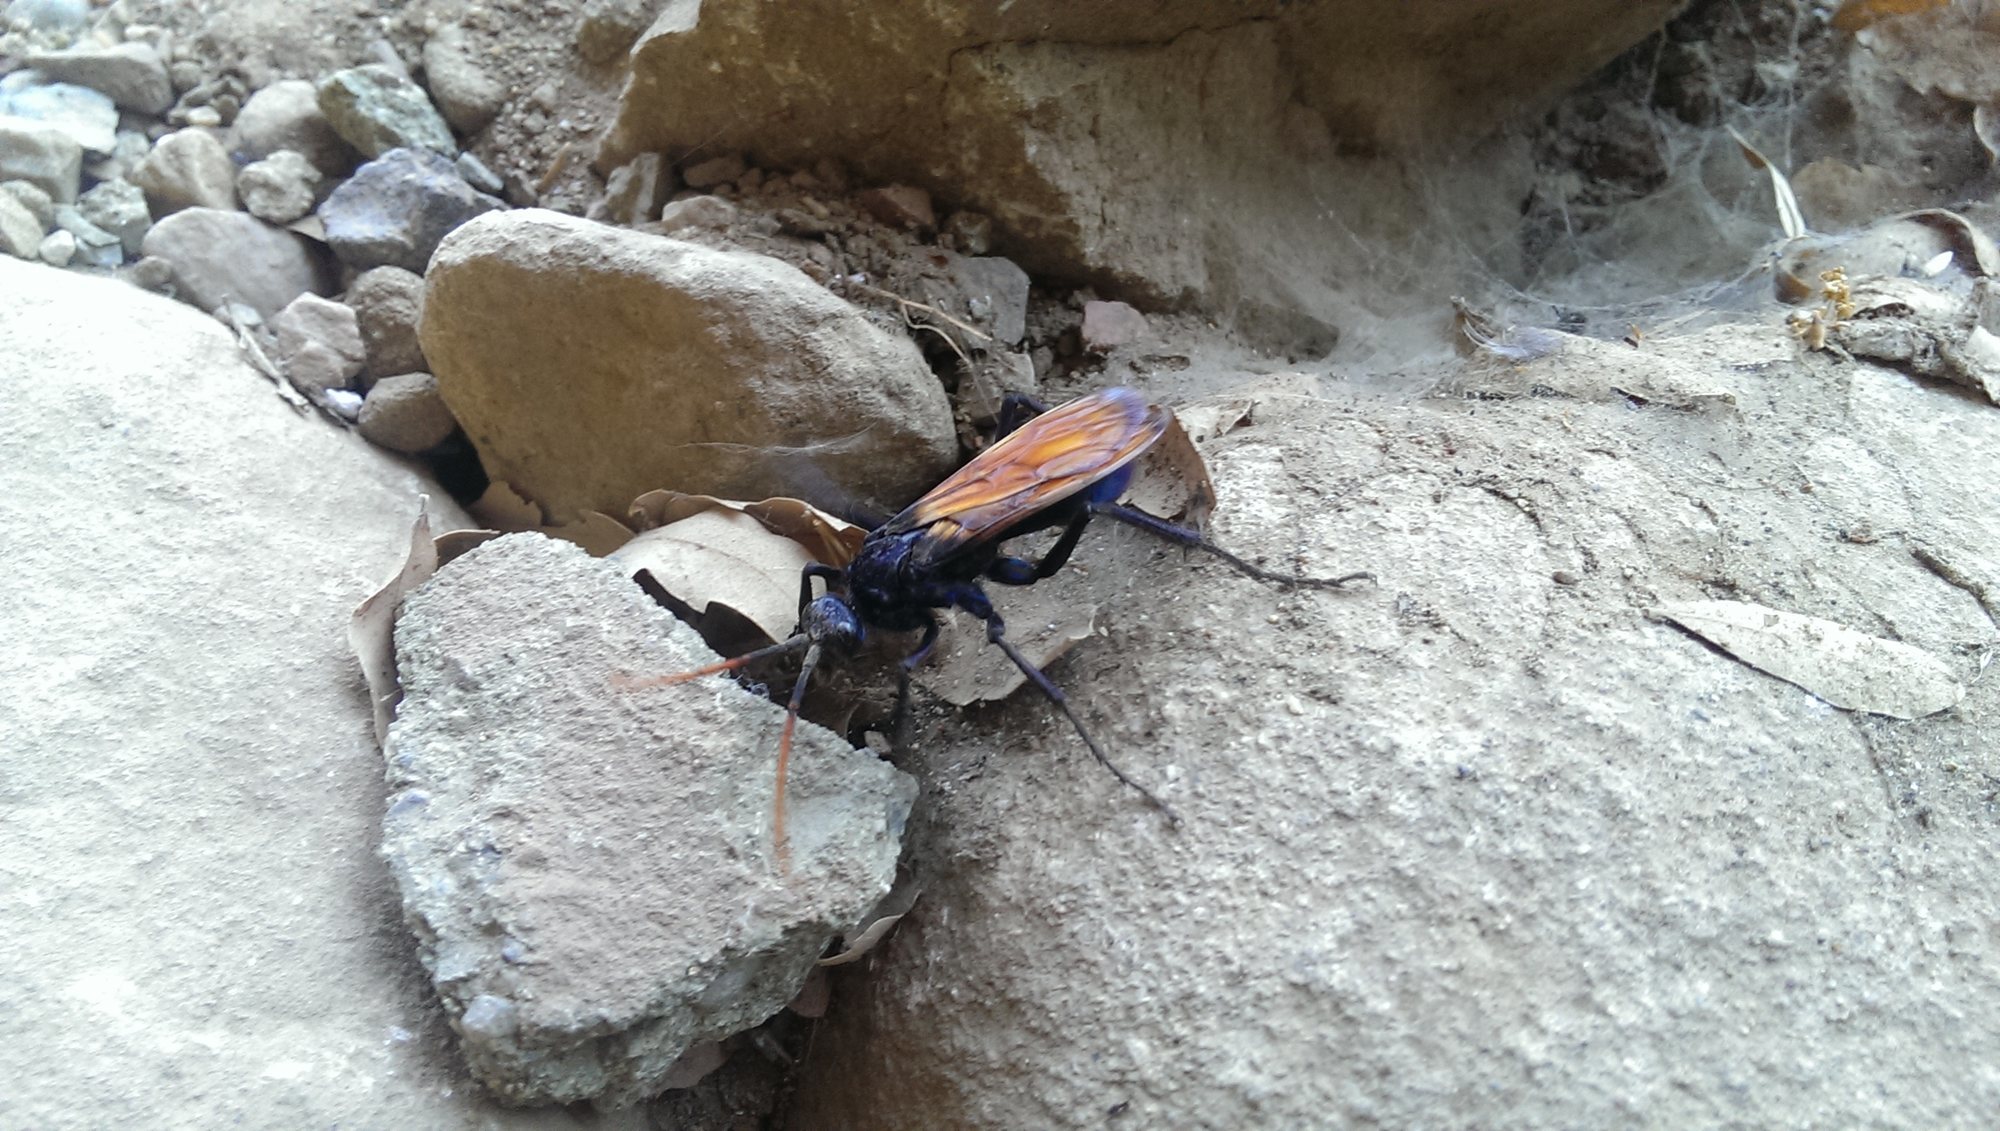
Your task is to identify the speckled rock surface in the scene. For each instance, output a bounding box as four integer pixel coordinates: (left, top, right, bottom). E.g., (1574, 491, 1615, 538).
(384, 534, 915, 1105)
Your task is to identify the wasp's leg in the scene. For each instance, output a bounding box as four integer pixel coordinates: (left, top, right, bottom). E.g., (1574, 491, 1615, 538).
(947, 584, 1181, 824)
(1088, 501, 1372, 589)
(799, 562, 845, 616)
(986, 508, 1093, 586)
(889, 614, 942, 752)
(993, 392, 1052, 438)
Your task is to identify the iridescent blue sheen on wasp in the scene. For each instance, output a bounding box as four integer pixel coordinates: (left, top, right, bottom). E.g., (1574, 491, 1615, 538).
(634, 386, 1370, 868)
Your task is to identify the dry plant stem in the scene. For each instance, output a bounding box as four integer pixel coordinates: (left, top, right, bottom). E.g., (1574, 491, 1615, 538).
(851, 282, 994, 345)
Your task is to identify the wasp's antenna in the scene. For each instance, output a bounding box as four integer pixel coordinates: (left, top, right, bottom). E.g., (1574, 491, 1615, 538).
(613, 633, 812, 691)
(773, 642, 825, 875)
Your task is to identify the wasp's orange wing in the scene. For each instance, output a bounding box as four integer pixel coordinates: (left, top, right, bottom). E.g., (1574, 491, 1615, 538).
(880, 387, 1168, 562)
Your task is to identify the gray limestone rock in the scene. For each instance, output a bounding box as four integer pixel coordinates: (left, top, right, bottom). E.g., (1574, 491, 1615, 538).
(357, 370, 456, 451)
(657, 193, 735, 231)
(75, 177, 149, 256)
(140, 206, 336, 318)
(3, 0, 86, 33)
(319, 146, 504, 273)
(22, 42, 174, 114)
(0, 71, 118, 154)
(345, 264, 427, 377)
(230, 79, 354, 175)
(271, 291, 366, 380)
(237, 148, 322, 224)
(0, 256, 593, 1128)
(0, 177, 53, 226)
(0, 188, 44, 257)
(942, 253, 1030, 346)
(420, 209, 958, 520)
(421, 24, 504, 135)
(0, 116, 81, 202)
(596, 151, 672, 227)
(385, 533, 914, 1104)
(130, 127, 238, 215)
(317, 64, 457, 160)
(35, 225, 71, 264)
(50, 202, 121, 267)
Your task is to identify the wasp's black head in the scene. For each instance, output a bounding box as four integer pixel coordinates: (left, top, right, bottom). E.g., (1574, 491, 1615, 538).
(800, 594, 864, 654)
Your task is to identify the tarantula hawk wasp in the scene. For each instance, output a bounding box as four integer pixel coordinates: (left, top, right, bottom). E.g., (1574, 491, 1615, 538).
(629, 386, 1370, 869)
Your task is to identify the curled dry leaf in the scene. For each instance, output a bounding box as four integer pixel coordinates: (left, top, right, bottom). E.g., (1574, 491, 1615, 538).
(658, 1041, 727, 1090)
(614, 492, 866, 646)
(1651, 599, 1964, 719)
(818, 876, 921, 967)
(1121, 411, 1218, 527)
(1728, 125, 1808, 242)
(468, 480, 633, 555)
(628, 490, 866, 566)
(435, 528, 501, 566)
(348, 498, 439, 745)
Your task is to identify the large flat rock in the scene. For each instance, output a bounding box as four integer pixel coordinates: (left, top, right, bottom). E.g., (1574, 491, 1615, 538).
(0, 257, 615, 1130)
(789, 328, 2000, 1127)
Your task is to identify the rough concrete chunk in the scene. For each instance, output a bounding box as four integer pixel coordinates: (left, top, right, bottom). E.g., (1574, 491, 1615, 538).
(420, 209, 957, 520)
(385, 533, 915, 1105)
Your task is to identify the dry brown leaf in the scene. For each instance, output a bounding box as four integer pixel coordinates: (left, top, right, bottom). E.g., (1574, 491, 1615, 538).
(610, 510, 827, 645)
(1652, 599, 1963, 719)
(469, 481, 636, 556)
(612, 493, 866, 646)
(787, 968, 831, 1016)
(469, 480, 544, 531)
(818, 879, 921, 967)
(348, 499, 439, 746)
(435, 528, 501, 566)
(544, 511, 636, 557)
(628, 490, 865, 566)
(1900, 209, 2000, 276)
(1121, 412, 1218, 527)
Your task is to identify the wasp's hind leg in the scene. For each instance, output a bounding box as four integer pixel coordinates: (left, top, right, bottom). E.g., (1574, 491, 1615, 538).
(947, 584, 1181, 825)
(1088, 502, 1372, 589)
(985, 508, 1091, 586)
